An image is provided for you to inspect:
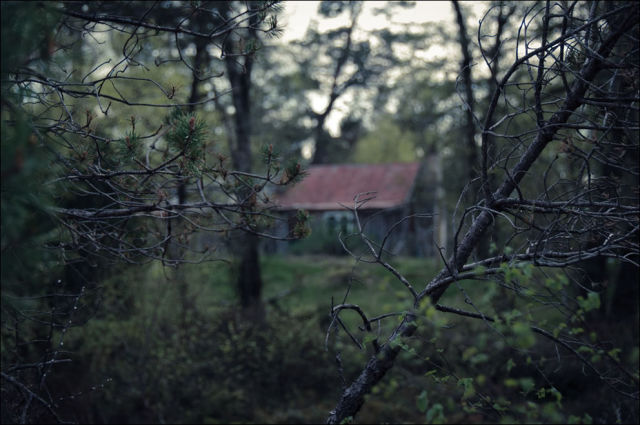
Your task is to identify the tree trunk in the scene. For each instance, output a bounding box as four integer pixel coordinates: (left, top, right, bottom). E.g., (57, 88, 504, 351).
(224, 26, 265, 319)
(171, 37, 209, 331)
(310, 115, 331, 164)
(452, 0, 478, 185)
(310, 5, 360, 165)
(234, 232, 264, 319)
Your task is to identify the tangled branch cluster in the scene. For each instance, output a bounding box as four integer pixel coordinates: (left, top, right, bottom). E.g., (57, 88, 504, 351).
(327, 2, 638, 423)
(5, 1, 304, 266)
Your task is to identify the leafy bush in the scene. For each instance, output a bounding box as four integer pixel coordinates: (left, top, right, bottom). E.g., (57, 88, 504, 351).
(30, 256, 638, 424)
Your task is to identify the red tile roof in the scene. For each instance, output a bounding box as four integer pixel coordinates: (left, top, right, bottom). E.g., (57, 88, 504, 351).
(275, 162, 421, 211)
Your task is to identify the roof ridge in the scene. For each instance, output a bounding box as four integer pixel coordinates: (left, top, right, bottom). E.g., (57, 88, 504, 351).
(276, 161, 423, 211)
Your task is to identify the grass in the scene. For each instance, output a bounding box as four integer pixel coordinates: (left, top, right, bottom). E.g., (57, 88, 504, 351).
(152, 253, 444, 321)
(261, 254, 440, 313)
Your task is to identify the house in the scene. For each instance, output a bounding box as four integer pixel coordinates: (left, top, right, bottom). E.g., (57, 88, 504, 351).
(267, 156, 443, 257)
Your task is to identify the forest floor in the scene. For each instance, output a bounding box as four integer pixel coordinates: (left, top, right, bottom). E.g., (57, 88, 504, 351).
(55, 254, 637, 424)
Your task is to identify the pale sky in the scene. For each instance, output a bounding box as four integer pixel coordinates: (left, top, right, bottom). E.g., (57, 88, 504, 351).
(274, 1, 487, 141)
(278, 1, 471, 43)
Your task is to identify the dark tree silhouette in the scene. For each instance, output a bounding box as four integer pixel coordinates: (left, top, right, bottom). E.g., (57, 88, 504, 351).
(1, 2, 307, 422)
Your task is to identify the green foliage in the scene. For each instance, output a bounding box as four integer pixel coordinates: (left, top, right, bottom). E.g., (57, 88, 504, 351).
(351, 116, 419, 164)
(415, 390, 446, 424)
(261, 143, 280, 164)
(65, 262, 337, 423)
(1, 2, 60, 78)
(6, 252, 633, 424)
(544, 274, 568, 291)
(164, 107, 208, 176)
(30, 255, 440, 423)
(281, 160, 306, 184)
(416, 390, 428, 413)
(403, 266, 637, 424)
(577, 292, 601, 312)
(1, 1, 64, 298)
(426, 403, 445, 424)
(457, 377, 475, 399)
(116, 128, 143, 163)
(509, 321, 536, 350)
(568, 413, 593, 424)
(293, 209, 312, 238)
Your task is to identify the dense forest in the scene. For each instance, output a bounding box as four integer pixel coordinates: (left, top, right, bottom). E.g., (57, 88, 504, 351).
(1, 1, 638, 424)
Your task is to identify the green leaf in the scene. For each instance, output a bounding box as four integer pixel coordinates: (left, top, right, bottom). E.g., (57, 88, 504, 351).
(544, 272, 568, 292)
(362, 334, 377, 345)
(577, 346, 593, 354)
(549, 387, 563, 406)
(492, 402, 508, 412)
(568, 415, 582, 424)
(503, 309, 522, 325)
(458, 377, 475, 399)
(425, 403, 444, 424)
(504, 378, 518, 388)
(389, 339, 402, 349)
(519, 377, 535, 395)
(462, 346, 478, 361)
(510, 322, 536, 349)
(470, 353, 489, 365)
(553, 322, 567, 338)
(416, 390, 428, 413)
(577, 292, 600, 311)
(608, 348, 621, 362)
(472, 265, 487, 275)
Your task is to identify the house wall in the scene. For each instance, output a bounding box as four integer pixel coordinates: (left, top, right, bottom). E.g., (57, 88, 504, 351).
(262, 155, 444, 257)
(261, 206, 434, 257)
